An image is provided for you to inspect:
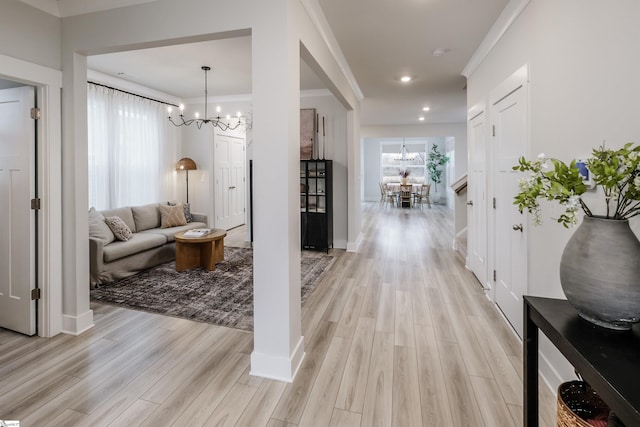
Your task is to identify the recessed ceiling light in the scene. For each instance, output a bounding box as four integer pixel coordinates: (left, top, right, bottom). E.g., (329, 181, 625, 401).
(400, 76, 412, 83)
(422, 107, 430, 112)
(418, 116, 425, 121)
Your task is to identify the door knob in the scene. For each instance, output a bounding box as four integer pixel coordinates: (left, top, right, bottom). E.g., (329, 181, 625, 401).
(512, 224, 523, 232)
(467, 200, 474, 206)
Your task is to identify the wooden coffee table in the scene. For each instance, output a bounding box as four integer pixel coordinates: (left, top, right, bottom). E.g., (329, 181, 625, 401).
(174, 228, 227, 271)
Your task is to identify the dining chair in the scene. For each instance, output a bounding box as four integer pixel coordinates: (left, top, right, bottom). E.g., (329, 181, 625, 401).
(413, 183, 431, 209)
(399, 185, 413, 208)
(381, 183, 398, 207)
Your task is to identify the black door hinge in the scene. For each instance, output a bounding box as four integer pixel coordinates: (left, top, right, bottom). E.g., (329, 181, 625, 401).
(31, 288, 41, 300)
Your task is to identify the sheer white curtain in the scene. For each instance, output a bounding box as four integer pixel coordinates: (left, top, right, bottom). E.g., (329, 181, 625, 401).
(88, 83, 178, 210)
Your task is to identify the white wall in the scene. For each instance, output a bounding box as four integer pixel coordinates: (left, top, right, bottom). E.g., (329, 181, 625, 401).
(301, 92, 348, 248)
(0, 0, 61, 70)
(466, 0, 640, 388)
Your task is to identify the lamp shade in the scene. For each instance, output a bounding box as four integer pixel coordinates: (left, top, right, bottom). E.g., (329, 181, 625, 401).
(176, 157, 197, 171)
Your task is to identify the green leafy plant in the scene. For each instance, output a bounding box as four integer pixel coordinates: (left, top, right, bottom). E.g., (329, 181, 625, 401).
(513, 142, 640, 227)
(426, 144, 449, 185)
(399, 169, 410, 178)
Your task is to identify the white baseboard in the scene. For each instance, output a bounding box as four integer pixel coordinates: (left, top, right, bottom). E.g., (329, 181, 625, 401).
(250, 336, 305, 382)
(346, 232, 363, 252)
(333, 239, 348, 250)
(61, 309, 94, 336)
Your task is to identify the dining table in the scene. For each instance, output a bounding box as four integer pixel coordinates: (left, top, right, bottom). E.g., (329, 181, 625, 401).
(385, 183, 422, 193)
(384, 183, 422, 207)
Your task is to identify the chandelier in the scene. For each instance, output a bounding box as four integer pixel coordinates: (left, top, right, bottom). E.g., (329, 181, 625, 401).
(168, 66, 245, 131)
(394, 141, 416, 162)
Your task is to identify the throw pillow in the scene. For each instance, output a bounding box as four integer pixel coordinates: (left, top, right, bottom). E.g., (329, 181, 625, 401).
(183, 202, 193, 223)
(159, 203, 187, 228)
(88, 207, 115, 245)
(167, 201, 193, 223)
(104, 216, 134, 241)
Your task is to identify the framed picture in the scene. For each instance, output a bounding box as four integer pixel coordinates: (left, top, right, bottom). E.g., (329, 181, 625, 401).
(300, 108, 316, 160)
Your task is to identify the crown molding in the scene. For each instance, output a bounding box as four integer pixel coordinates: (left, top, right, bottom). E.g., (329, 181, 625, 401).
(462, 0, 531, 78)
(300, 0, 364, 101)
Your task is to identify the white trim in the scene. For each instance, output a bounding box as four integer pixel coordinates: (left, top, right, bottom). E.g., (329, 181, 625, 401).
(333, 239, 347, 250)
(461, 0, 531, 78)
(61, 309, 95, 336)
(250, 336, 305, 382)
(300, 0, 364, 101)
(489, 64, 529, 106)
(346, 231, 363, 253)
(0, 53, 63, 337)
(301, 89, 333, 98)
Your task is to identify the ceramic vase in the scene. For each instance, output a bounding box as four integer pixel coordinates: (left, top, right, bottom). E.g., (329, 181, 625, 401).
(401, 177, 408, 185)
(560, 216, 640, 330)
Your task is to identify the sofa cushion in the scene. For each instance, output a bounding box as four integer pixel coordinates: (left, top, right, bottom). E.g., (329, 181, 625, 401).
(104, 216, 133, 241)
(88, 207, 115, 245)
(132, 203, 161, 231)
(100, 206, 137, 232)
(139, 221, 208, 242)
(167, 201, 193, 222)
(159, 203, 187, 228)
(102, 233, 167, 263)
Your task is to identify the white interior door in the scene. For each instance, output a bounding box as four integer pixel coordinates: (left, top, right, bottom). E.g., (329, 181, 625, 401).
(214, 133, 246, 230)
(0, 86, 36, 336)
(468, 108, 488, 289)
(492, 82, 528, 337)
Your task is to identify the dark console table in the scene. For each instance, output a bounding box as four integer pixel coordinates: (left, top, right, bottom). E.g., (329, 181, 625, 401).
(524, 296, 640, 427)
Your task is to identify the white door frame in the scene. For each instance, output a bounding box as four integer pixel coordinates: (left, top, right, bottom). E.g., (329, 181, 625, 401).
(0, 54, 63, 337)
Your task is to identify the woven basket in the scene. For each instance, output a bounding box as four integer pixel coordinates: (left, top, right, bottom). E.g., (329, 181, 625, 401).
(557, 381, 610, 427)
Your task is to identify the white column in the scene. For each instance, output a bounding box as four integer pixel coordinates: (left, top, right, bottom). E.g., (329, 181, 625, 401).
(250, 0, 304, 381)
(346, 110, 363, 252)
(60, 51, 94, 335)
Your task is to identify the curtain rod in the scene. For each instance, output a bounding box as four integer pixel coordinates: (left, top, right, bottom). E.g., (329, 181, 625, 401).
(87, 81, 179, 108)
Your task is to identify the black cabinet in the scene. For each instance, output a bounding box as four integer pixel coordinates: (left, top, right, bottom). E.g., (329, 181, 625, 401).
(300, 160, 333, 252)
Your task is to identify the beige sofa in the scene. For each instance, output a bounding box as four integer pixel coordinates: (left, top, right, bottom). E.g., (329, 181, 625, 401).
(89, 203, 208, 286)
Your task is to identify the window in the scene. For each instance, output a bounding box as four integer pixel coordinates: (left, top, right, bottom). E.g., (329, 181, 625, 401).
(87, 83, 178, 209)
(380, 140, 426, 182)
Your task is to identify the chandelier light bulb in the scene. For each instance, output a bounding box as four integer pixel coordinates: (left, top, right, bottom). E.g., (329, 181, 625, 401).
(237, 112, 241, 118)
(216, 106, 221, 113)
(179, 104, 185, 112)
(422, 107, 430, 111)
(195, 112, 200, 119)
(167, 106, 172, 115)
(226, 114, 231, 120)
(400, 76, 411, 83)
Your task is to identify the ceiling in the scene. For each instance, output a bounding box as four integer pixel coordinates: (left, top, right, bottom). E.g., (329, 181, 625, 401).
(21, 0, 509, 126)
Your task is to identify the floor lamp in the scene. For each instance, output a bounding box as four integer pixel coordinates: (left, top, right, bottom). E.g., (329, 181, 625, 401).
(176, 157, 197, 203)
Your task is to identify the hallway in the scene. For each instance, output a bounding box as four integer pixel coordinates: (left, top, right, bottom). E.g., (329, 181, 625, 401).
(0, 203, 556, 426)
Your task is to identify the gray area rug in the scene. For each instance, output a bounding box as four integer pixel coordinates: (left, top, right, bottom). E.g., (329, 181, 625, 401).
(90, 247, 335, 331)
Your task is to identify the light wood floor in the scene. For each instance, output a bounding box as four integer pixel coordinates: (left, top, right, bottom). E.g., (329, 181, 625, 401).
(0, 202, 557, 426)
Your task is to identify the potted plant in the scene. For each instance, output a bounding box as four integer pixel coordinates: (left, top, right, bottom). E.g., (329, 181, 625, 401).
(513, 142, 640, 330)
(399, 169, 410, 185)
(426, 144, 449, 202)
